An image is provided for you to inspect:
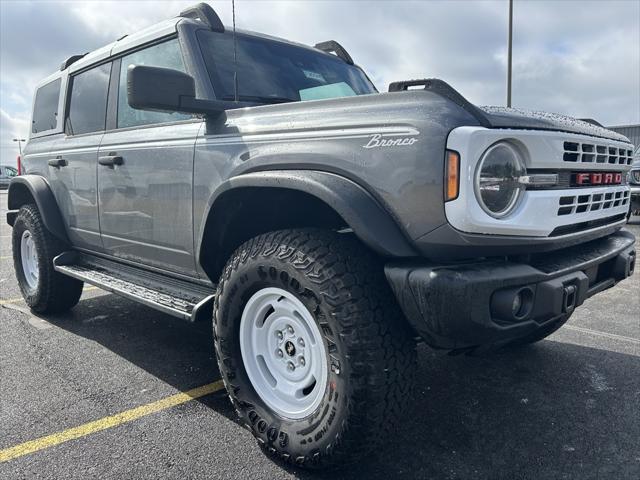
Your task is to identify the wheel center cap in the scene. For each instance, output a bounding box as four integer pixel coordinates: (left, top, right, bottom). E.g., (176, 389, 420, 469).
(284, 340, 296, 357)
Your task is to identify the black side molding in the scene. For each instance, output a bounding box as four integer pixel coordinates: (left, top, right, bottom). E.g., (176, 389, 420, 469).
(179, 2, 224, 32)
(314, 41, 354, 65)
(7, 175, 69, 243)
(388, 78, 491, 128)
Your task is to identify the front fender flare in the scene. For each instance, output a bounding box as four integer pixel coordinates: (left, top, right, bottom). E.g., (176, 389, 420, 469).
(7, 175, 69, 243)
(197, 170, 417, 263)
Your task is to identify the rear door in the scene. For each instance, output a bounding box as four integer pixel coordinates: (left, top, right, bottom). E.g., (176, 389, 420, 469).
(47, 63, 111, 250)
(24, 78, 63, 209)
(97, 38, 202, 276)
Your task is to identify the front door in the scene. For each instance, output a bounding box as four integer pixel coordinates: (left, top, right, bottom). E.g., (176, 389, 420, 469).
(97, 38, 202, 276)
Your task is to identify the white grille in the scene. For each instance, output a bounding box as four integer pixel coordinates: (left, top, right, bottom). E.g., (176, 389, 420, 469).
(563, 141, 633, 165)
(446, 127, 633, 237)
(558, 188, 630, 216)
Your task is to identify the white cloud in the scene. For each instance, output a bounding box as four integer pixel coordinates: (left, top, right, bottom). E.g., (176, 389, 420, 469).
(0, 109, 29, 166)
(0, 0, 638, 166)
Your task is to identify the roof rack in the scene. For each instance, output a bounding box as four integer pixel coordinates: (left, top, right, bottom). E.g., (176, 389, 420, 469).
(314, 40, 354, 65)
(179, 2, 224, 32)
(60, 53, 87, 71)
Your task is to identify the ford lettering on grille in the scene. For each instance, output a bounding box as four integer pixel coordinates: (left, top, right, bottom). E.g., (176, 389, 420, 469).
(572, 172, 623, 187)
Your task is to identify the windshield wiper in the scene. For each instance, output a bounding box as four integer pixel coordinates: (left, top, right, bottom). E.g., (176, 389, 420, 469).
(220, 95, 297, 104)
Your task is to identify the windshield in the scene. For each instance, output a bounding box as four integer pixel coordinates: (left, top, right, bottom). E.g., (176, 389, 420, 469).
(4, 166, 17, 177)
(197, 31, 376, 104)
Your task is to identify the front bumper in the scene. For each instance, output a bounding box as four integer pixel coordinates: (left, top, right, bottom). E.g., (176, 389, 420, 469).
(385, 230, 636, 351)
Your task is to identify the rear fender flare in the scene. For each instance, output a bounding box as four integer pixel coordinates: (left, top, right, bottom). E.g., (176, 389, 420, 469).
(7, 175, 69, 243)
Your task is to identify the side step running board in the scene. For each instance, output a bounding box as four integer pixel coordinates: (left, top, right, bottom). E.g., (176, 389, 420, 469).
(54, 252, 215, 322)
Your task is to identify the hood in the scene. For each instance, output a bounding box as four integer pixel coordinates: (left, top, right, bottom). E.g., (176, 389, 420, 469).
(477, 106, 631, 143)
(387, 79, 630, 144)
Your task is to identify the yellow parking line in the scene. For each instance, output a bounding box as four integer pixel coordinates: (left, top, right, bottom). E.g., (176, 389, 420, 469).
(0, 256, 11, 260)
(0, 286, 100, 305)
(0, 380, 225, 463)
(0, 297, 23, 305)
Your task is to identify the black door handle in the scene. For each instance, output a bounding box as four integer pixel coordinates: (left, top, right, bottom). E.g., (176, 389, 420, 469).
(98, 153, 124, 167)
(48, 156, 68, 168)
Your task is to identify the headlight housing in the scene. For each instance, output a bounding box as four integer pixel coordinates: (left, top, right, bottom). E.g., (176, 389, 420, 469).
(629, 169, 640, 185)
(474, 142, 526, 218)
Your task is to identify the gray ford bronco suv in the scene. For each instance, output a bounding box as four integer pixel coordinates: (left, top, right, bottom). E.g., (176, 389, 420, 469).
(7, 2, 637, 469)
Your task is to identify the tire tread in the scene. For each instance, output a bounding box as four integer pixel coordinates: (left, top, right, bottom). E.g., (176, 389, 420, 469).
(213, 228, 416, 468)
(12, 204, 83, 313)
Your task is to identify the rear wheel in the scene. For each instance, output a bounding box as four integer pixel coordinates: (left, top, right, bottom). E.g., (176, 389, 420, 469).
(12, 204, 83, 313)
(213, 229, 416, 468)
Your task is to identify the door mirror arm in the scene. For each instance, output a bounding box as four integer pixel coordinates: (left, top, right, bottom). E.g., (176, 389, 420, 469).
(178, 96, 248, 116)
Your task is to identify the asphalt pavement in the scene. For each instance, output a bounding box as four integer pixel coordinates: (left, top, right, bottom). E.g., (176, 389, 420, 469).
(1, 189, 639, 479)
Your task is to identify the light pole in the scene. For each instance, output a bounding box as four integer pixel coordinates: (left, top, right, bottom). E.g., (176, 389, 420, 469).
(507, 0, 513, 107)
(13, 138, 26, 156)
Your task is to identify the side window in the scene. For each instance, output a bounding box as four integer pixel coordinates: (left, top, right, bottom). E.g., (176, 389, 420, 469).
(5, 166, 18, 177)
(117, 39, 190, 128)
(32, 79, 61, 134)
(67, 63, 111, 135)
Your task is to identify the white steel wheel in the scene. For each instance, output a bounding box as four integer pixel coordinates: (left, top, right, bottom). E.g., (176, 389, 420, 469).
(239, 287, 328, 419)
(20, 230, 39, 291)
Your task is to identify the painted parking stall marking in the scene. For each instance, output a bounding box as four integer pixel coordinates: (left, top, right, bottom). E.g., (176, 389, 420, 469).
(0, 286, 99, 306)
(0, 380, 225, 463)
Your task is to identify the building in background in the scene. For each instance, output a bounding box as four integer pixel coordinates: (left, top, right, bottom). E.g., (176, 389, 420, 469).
(608, 124, 640, 151)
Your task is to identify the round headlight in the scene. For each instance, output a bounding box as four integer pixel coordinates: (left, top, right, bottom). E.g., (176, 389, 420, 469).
(474, 142, 526, 218)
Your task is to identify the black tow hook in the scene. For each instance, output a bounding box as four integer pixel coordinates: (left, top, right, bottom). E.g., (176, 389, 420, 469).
(562, 284, 577, 314)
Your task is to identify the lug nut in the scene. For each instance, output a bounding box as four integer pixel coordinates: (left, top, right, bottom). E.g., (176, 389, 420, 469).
(277, 349, 284, 358)
(298, 338, 305, 347)
(299, 356, 306, 366)
(287, 361, 295, 371)
(287, 325, 294, 335)
(276, 331, 283, 340)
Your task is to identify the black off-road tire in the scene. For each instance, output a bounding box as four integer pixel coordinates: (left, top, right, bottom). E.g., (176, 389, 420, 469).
(506, 314, 571, 348)
(213, 229, 417, 469)
(12, 204, 83, 313)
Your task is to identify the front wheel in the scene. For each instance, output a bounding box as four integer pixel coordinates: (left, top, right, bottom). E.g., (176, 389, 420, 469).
(12, 204, 83, 313)
(213, 229, 417, 468)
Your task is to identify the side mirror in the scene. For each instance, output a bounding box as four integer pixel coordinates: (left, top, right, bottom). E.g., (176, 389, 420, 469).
(127, 65, 234, 116)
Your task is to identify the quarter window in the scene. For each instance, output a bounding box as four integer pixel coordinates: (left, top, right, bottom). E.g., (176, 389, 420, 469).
(67, 63, 111, 135)
(117, 39, 190, 128)
(32, 79, 61, 134)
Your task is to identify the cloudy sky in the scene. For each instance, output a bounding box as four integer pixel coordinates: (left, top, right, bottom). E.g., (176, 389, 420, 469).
(1, 0, 639, 165)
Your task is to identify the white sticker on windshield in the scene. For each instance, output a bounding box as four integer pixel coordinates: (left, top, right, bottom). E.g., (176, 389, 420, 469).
(302, 69, 326, 83)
